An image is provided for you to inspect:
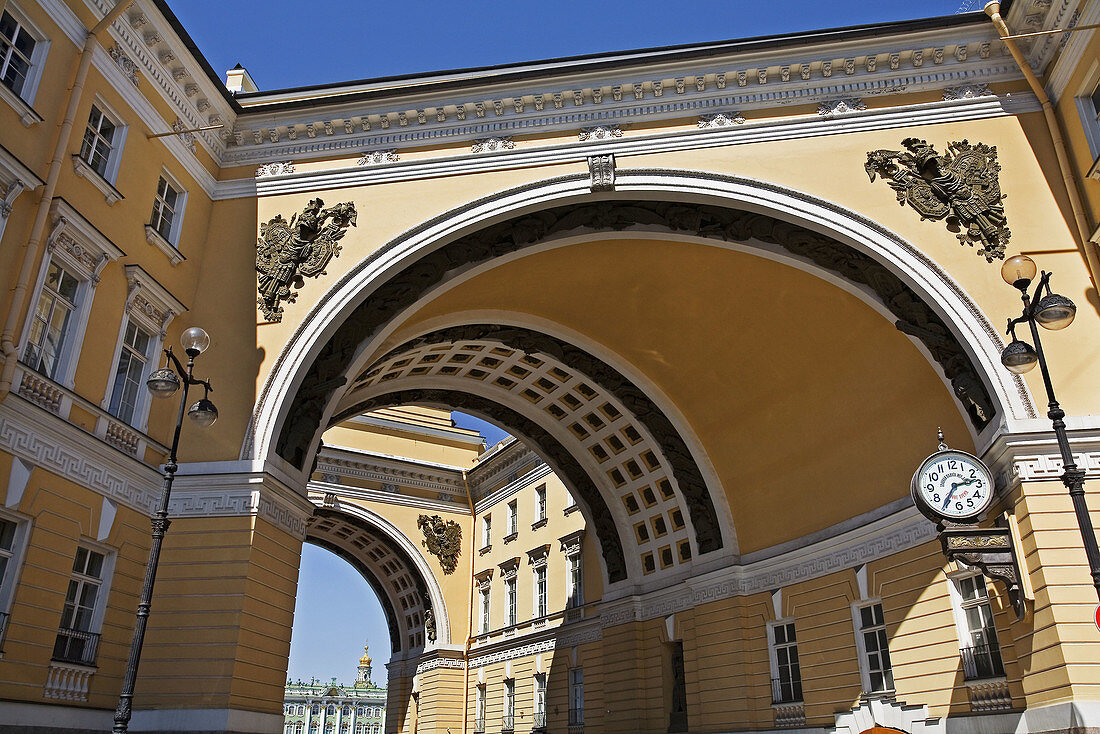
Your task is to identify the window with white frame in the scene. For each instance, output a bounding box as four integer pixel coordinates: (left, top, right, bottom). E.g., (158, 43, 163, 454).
(566, 552, 583, 608)
(107, 321, 153, 426)
(80, 105, 118, 179)
(481, 514, 491, 549)
(950, 571, 1004, 680)
(22, 260, 79, 380)
(534, 673, 546, 728)
(53, 545, 112, 667)
(505, 576, 517, 626)
(853, 601, 894, 693)
(568, 667, 583, 725)
(479, 586, 490, 633)
(149, 173, 186, 247)
(20, 200, 122, 392)
(507, 500, 518, 536)
(534, 564, 547, 618)
(503, 678, 515, 731)
(0, 513, 29, 647)
(768, 620, 802, 704)
(535, 484, 547, 523)
(0, 5, 48, 109)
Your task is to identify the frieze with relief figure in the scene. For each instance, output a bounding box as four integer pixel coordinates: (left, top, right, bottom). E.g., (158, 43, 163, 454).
(865, 138, 1010, 261)
(256, 198, 357, 321)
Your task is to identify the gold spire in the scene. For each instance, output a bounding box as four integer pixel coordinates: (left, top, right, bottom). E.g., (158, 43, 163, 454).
(359, 642, 372, 667)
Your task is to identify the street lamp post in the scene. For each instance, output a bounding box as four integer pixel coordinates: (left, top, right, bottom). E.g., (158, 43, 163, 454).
(999, 254, 1100, 601)
(113, 327, 218, 734)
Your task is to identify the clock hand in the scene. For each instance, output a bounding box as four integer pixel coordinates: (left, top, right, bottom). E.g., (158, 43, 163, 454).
(942, 482, 960, 509)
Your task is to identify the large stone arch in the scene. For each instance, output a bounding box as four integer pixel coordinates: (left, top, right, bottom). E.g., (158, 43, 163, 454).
(303, 499, 453, 654)
(246, 170, 1034, 587)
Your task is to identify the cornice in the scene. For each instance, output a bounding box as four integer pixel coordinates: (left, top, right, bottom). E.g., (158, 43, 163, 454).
(307, 482, 466, 515)
(472, 464, 554, 516)
(209, 92, 1039, 200)
(223, 52, 1022, 167)
(1045, 0, 1100, 99)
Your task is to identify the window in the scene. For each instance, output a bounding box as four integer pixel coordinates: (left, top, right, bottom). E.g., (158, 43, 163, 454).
(951, 572, 1004, 680)
(568, 667, 584, 725)
(475, 684, 486, 733)
(534, 565, 547, 618)
(535, 484, 547, 523)
(506, 577, 517, 626)
(150, 175, 184, 246)
(80, 105, 119, 179)
(566, 553, 583, 608)
(503, 679, 515, 732)
(53, 545, 110, 666)
(107, 321, 153, 425)
(481, 515, 491, 549)
(534, 673, 547, 729)
(507, 500, 518, 536)
(479, 586, 491, 633)
(0, 10, 35, 100)
(854, 602, 894, 693)
(0, 514, 28, 647)
(22, 261, 79, 380)
(326, 705, 336, 715)
(769, 621, 802, 704)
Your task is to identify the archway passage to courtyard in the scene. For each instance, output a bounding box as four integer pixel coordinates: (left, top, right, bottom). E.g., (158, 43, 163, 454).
(253, 175, 1025, 589)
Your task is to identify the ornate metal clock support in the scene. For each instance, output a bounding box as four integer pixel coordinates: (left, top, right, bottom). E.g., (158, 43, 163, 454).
(938, 521, 1027, 621)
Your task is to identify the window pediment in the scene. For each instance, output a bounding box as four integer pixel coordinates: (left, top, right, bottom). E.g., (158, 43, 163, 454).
(46, 199, 124, 281)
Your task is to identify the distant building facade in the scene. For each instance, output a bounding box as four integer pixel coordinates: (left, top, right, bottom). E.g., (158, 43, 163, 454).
(283, 646, 386, 734)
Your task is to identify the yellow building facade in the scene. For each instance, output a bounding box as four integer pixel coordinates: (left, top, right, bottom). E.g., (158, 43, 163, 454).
(1, 0, 1100, 733)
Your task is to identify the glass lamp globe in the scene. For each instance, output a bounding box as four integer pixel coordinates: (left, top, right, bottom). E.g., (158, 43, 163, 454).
(1034, 293, 1077, 330)
(1001, 254, 1037, 287)
(187, 398, 219, 427)
(1001, 339, 1039, 374)
(180, 327, 211, 356)
(146, 368, 181, 398)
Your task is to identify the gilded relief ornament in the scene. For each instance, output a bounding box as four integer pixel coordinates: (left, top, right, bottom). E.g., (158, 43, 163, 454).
(865, 138, 1010, 261)
(256, 198, 357, 321)
(417, 514, 462, 575)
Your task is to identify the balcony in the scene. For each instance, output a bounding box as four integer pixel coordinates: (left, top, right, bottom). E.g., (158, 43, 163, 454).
(960, 644, 1005, 681)
(52, 628, 100, 667)
(771, 677, 803, 705)
(533, 711, 546, 731)
(502, 714, 514, 732)
(474, 717, 485, 733)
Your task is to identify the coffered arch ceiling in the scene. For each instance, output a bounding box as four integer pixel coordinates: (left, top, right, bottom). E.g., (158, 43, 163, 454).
(267, 186, 1014, 565)
(306, 506, 446, 655)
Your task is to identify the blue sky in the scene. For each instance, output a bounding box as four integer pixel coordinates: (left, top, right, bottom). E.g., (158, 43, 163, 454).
(172, 1, 973, 92)
(210, 0, 976, 684)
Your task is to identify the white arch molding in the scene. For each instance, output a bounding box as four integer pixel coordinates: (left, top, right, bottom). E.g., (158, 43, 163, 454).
(246, 169, 1034, 476)
(304, 496, 454, 651)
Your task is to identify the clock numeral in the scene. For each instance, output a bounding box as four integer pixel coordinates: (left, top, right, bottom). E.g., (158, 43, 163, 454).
(969, 468, 976, 478)
(967, 498, 975, 508)
(948, 460, 957, 470)
(932, 493, 941, 503)
(955, 501, 964, 511)
(974, 479, 983, 488)
(930, 472, 939, 481)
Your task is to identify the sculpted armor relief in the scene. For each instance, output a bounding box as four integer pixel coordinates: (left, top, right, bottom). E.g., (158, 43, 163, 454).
(865, 138, 1010, 261)
(256, 198, 357, 321)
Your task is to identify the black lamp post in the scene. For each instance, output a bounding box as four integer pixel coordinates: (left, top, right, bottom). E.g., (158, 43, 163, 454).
(999, 255, 1100, 601)
(113, 327, 218, 734)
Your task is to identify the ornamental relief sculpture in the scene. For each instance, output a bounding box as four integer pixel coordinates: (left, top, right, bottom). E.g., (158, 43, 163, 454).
(865, 138, 1010, 262)
(417, 514, 462, 575)
(255, 198, 357, 322)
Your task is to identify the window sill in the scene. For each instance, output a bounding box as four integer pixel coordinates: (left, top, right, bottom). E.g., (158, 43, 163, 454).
(479, 545, 492, 556)
(0, 83, 43, 127)
(564, 504, 580, 515)
(71, 155, 123, 205)
(531, 518, 547, 530)
(503, 532, 518, 544)
(144, 225, 186, 265)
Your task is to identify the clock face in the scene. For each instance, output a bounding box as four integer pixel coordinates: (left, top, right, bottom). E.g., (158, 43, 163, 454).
(911, 450, 995, 522)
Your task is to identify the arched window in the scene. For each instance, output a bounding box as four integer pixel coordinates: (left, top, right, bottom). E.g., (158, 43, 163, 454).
(295, 725, 303, 734)
(356, 707, 365, 716)
(343, 705, 352, 716)
(312, 704, 321, 715)
(298, 705, 305, 715)
(327, 704, 336, 716)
